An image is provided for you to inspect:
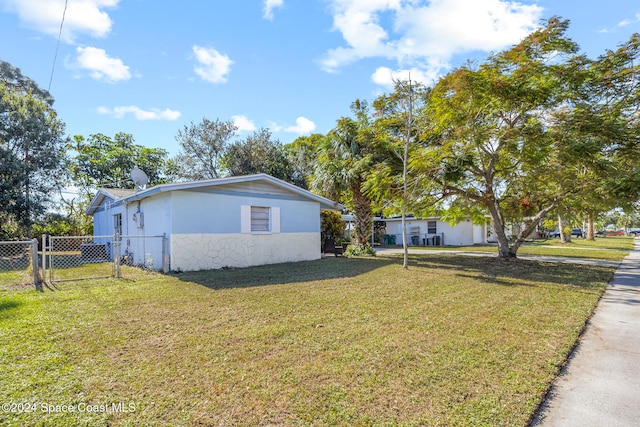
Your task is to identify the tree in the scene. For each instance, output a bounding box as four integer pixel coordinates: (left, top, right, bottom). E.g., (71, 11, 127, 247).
(0, 60, 68, 237)
(366, 79, 431, 267)
(284, 133, 324, 190)
(173, 118, 237, 180)
(414, 18, 581, 258)
(70, 132, 170, 193)
(313, 100, 381, 248)
(223, 128, 298, 183)
(321, 210, 345, 244)
(547, 33, 640, 240)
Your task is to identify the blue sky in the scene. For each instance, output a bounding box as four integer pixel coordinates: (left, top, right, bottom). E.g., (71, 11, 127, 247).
(1, 0, 639, 157)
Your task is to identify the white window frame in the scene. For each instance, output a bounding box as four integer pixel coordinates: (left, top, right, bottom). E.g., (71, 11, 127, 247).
(427, 220, 437, 234)
(241, 205, 280, 234)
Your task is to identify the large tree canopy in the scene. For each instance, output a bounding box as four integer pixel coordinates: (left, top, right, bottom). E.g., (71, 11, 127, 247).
(173, 118, 238, 181)
(284, 133, 325, 190)
(412, 18, 583, 257)
(408, 18, 640, 258)
(223, 128, 300, 185)
(0, 60, 67, 237)
(70, 132, 170, 193)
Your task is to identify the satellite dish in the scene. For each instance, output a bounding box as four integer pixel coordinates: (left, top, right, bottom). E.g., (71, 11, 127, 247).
(129, 166, 149, 190)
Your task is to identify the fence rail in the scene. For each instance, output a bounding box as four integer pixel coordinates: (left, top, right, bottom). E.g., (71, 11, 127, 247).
(0, 234, 167, 289)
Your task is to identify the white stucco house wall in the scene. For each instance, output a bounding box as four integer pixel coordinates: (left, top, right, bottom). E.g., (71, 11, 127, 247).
(377, 216, 488, 246)
(86, 174, 343, 272)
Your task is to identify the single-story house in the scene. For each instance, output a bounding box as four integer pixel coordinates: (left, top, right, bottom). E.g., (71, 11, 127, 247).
(342, 215, 489, 246)
(86, 174, 343, 272)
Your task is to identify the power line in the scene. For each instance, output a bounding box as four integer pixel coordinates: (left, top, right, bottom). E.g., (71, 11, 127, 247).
(48, 0, 69, 93)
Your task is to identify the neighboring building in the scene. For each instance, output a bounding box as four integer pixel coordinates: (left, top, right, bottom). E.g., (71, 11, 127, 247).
(341, 215, 489, 246)
(381, 216, 488, 246)
(86, 174, 343, 272)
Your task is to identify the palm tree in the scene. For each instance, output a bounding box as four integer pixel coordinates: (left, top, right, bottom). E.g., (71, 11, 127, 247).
(312, 101, 378, 247)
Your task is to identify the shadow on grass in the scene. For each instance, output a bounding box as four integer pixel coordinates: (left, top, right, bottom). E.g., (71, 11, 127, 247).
(0, 299, 22, 320)
(168, 252, 614, 292)
(169, 256, 396, 291)
(388, 253, 615, 290)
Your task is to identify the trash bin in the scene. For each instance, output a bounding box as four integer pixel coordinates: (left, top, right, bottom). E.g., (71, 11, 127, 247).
(411, 235, 419, 245)
(389, 235, 396, 245)
(383, 235, 390, 245)
(433, 235, 441, 246)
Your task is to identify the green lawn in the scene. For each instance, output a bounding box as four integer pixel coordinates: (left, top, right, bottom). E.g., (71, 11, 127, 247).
(1, 255, 614, 426)
(402, 236, 635, 261)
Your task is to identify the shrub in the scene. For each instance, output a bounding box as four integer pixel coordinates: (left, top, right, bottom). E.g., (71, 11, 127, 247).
(344, 244, 376, 257)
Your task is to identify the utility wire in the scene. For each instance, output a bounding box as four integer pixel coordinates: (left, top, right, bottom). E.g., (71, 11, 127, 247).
(48, 0, 69, 93)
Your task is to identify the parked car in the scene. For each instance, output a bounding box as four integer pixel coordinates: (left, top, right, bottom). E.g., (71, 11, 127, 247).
(549, 228, 583, 238)
(596, 229, 625, 237)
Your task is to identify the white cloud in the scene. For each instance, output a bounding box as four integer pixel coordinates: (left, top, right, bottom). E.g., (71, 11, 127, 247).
(371, 66, 438, 87)
(192, 45, 233, 83)
(267, 122, 284, 132)
(0, 0, 119, 42)
(617, 13, 640, 28)
(285, 117, 316, 135)
(97, 106, 181, 121)
(70, 46, 130, 83)
(263, 0, 284, 20)
(231, 115, 257, 132)
(322, 0, 542, 80)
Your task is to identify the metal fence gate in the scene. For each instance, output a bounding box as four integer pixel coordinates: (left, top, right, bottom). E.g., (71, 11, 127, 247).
(43, 234, 168, 283)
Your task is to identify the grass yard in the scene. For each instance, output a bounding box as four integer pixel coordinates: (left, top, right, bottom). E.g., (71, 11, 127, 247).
(405, 236, 635, 261)
(0, 255, 614, 426)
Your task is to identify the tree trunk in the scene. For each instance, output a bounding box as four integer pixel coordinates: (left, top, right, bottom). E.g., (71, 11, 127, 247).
(485, 195, 556, 258)
(402, 79, 412, 269)
(486, 200, 517, 258)
(558, 214, 571, 243)
(351, 183, 372, 247)
(586, 212, 595, 240)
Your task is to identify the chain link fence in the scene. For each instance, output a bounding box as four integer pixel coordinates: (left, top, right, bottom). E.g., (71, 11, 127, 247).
(43, 234, 167, 283)
(114, 234, 167, 277)
(0, 234, 168, 288)
(0, 240, 40, 289)
(44, 235, 115, 283)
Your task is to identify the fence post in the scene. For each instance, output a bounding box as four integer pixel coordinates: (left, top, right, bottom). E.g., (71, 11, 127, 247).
(41, 234, 46, 281)
(162, 233, 169, 273)
(32, 239, 41, 291)
(113, 234, 121, 278)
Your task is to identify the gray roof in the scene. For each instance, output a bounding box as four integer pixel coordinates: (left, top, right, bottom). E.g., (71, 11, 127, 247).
(86, 174, 343, 215)
(85, 188, 136, 215)
(101, 188, 137, 199)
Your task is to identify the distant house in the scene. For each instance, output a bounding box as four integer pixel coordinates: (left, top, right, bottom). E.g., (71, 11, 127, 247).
(86, 174, 343, 272)
(342, 215, 489, 246)
(381, 216, 488, 246)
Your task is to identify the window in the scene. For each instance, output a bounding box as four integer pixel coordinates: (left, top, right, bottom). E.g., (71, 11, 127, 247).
(427, 220, 437, 234)
(114, 213, 123, 235)
(251, 206, 270, 232)
(241, 205, 280, 234)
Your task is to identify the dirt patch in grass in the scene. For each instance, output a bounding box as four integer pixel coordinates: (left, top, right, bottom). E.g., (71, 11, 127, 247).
(0, 255, 613, 426)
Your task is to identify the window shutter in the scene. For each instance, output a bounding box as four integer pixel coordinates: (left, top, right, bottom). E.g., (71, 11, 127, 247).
(271, 207, 280, 233)
(241, 205, 251, 233)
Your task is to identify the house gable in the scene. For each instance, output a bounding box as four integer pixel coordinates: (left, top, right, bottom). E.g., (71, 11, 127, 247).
(121, 174, 342, 211)
(86, 188, 137, 216)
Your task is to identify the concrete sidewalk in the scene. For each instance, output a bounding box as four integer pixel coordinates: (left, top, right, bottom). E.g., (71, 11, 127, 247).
(530, 240, 640, 426)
